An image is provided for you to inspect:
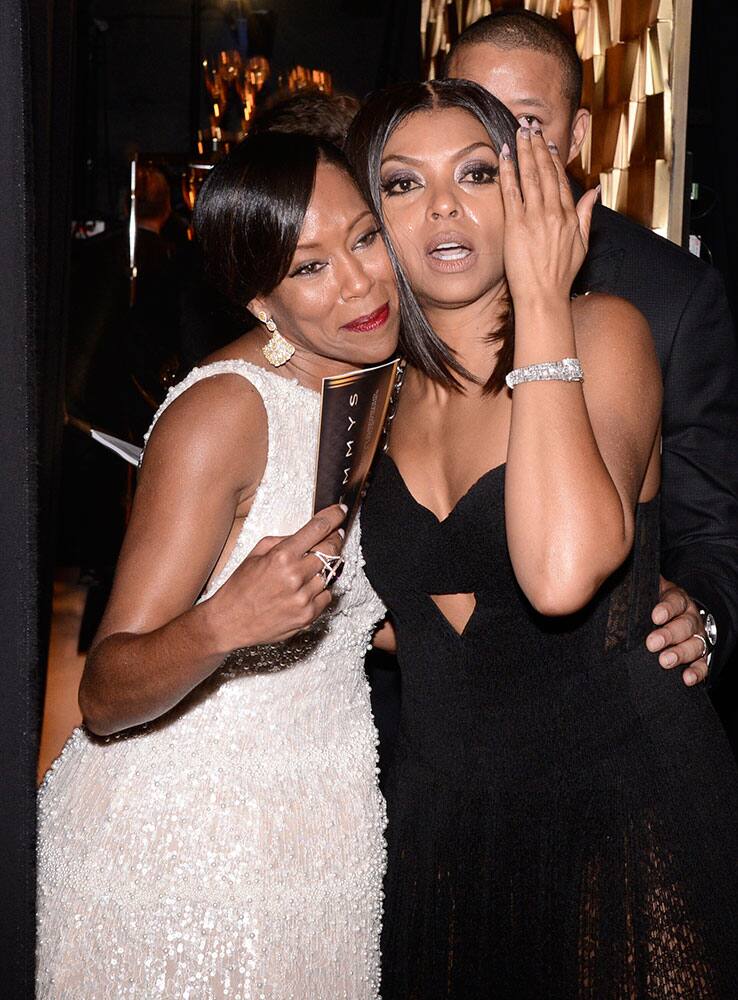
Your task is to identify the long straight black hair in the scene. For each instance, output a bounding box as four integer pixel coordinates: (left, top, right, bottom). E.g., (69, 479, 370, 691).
(193, 132, 348, 320)
(345, 79, 519, 394)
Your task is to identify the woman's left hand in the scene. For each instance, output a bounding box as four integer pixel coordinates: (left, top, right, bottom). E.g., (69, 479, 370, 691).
(498, 126, 599, 308)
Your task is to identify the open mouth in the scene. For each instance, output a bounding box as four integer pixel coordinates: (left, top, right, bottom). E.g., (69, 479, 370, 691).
(429, 242, 472, 261)
(424, 231, 477, 272)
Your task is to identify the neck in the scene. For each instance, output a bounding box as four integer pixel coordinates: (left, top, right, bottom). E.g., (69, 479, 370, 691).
(421, 279, 510, 386)
(262, 334, 361, 393)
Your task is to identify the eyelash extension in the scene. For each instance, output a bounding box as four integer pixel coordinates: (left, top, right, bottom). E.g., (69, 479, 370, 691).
(356, 228, 380, 247)
(289, 260, 324, 278)
(289, 228, 380, 278)
(380, 173, 418, 196)
(460, 161, 499, 182)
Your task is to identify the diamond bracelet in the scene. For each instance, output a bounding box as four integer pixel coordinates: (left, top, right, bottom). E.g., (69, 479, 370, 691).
(505, 357, 583, 390)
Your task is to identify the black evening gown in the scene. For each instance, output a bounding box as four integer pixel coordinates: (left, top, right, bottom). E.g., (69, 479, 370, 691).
(361, 453, 738, 1000)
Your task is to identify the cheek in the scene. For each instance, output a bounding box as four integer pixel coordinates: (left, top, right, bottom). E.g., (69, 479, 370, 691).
(273, 279, 337, 333)
(544, 121, 572, 157)
(367, 244, 399, 295)
(385, 217, 426, 281)
(471, 195, 505, 257)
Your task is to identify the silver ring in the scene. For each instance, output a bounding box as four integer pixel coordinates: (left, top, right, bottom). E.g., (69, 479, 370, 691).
(312, 549, 344, 589)
(692, 633, 709, 660)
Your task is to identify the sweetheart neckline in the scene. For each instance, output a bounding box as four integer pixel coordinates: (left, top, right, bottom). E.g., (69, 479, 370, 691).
(381, 453, 660, 526)
(382, 453, 505, 526)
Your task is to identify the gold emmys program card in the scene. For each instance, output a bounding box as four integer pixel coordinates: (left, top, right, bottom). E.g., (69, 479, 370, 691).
(313, 358, 400, 532)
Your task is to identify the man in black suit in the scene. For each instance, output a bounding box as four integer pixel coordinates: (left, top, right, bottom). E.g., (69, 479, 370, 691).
(445, 10, 738, 690)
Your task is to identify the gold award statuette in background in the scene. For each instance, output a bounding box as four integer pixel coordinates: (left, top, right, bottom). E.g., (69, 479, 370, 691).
(313, 358, 400, 532)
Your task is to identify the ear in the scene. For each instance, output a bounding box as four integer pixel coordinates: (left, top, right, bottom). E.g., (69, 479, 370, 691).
(247, 297, 267, 321)
(566, 108, 590, 165)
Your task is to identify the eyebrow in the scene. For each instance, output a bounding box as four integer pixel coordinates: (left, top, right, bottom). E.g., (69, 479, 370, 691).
(381, 140, 495, 166)
(295, 209, 373, 251)
(511, 97, 551, 111)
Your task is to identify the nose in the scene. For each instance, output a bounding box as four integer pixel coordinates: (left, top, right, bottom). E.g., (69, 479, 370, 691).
(339, 253, 374, 301)
(428, 183, 460, 220)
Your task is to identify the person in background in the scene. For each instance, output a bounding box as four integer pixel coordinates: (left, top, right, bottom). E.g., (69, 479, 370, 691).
(125, 165, 183, 438)
(250, 87, 360, 146)
(444, 9, 738, 709)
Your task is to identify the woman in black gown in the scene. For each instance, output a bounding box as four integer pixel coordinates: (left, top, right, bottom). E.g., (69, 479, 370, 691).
(345, 80, 738, 999)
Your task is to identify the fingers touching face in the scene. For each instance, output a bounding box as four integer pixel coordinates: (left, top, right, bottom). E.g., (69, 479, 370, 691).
(379, 107, 506, 310)
(448, 44, 590, 166)
(251, 163, 400, 368)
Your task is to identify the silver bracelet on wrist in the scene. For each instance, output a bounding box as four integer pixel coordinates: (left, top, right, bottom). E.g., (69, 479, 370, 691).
(505, 357, 583, 390)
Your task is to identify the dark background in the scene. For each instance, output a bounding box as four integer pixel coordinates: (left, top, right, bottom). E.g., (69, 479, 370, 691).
(0, 2, 735, 995)
(75, 0, 421, 220)
(686, 0, 738, 748)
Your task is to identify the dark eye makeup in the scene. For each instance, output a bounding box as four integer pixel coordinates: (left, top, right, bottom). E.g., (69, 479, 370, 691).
(289, 259, 326, 278)
(380, 172, 421, 197)
(354, 227, 380, 249)
(288, 227, 381, 278)
(458, 160, 499, 184)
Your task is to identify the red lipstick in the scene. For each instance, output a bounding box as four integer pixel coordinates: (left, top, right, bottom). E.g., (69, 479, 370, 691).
(341, 302, 390, 333)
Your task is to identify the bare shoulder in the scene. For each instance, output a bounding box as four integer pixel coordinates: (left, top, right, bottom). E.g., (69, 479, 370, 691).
(203, 330, 260, 366)
(571, 292, 661, 396)
(141, 370, 268, 498)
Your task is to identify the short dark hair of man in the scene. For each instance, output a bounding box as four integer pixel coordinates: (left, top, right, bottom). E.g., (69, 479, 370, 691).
(444, 10, 583, 119)
(250, 89, 360, 147)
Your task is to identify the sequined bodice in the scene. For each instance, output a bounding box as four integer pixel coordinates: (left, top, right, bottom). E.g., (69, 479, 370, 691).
(37, 360, 387, 1000)
(139, 360, 387, 742)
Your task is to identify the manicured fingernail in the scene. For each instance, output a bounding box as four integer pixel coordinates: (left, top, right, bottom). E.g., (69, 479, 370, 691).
(532, 127, 543, 136)
(647, 634, 665, 651)
(661, 652, 677, 667)
(547, 141, 558, 154)
(338, 503, 348, 513)
(500, 142, 511, 160)
(595, 184, 602, 201)
(519, 126, 530, 139)
(685, 670, 696, 686)
(653, 608, 668, 624)
(338, 528, 345, 539)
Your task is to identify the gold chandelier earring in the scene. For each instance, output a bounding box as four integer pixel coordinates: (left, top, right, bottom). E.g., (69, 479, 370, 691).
(257, 310, 295, 367)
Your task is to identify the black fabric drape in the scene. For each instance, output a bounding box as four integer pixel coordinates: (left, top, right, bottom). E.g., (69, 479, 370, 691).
(376, 0, 422, 87)
(29, 0, 77, 666)
(0, 1, 75, 992)
(0, 2, 40, 990)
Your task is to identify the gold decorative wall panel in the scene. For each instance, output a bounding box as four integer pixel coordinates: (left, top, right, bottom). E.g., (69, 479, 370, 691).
(421, 0, 692, 242)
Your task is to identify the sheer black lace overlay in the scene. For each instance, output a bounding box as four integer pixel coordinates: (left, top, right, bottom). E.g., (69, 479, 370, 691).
(362, 455, 738, 999)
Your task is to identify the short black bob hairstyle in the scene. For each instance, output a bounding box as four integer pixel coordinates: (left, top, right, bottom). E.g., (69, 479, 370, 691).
(193, 131, 349, 320)
(345, 78, 519, 394)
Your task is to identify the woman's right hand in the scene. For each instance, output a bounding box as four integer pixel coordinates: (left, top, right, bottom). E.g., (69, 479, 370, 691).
(205, 504, 347, 652)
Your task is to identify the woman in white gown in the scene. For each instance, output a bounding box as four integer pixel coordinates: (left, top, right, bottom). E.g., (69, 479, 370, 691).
(37, 133, 399, 999)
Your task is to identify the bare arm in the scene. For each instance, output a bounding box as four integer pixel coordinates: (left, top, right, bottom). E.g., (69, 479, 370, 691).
(372, 619, 397, 653)
(79, 375, 344, 735)
(499, 129, 661, 614)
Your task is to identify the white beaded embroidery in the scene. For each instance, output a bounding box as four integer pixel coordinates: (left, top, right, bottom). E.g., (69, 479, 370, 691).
(37, 359, 387, 999)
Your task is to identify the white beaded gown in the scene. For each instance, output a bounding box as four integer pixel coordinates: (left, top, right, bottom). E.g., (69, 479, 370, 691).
(37, 360, 387, 1000)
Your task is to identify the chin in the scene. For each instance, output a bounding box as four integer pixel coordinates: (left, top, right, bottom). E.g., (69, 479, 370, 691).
(419, 279, 497, 310)
(346, 344, 398, 367)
